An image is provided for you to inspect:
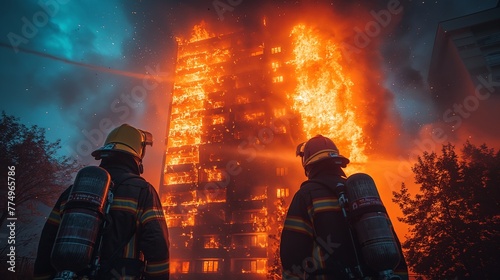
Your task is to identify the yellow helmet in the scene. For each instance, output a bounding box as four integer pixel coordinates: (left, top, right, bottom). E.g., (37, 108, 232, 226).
(91, 124, 153, 160)
(296, 135, 349, 168)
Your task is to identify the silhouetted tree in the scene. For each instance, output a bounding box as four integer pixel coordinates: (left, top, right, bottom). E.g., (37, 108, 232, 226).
(393, 142, 500, 279)
(0, 112, 78, 226)
(267, 197, 286, 280)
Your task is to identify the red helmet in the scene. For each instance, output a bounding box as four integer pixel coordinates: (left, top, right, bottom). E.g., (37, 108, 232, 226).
(296, 135, 349, 168)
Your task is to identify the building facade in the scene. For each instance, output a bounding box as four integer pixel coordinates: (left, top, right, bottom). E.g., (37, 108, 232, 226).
(428, 4, 500, 110)
(160, 24, 303, 279)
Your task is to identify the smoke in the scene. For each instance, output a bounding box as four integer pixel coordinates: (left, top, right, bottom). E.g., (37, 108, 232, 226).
(380, 0, 500, 150)
(2, 0, 498, 185)
(0, 0, 177, 185)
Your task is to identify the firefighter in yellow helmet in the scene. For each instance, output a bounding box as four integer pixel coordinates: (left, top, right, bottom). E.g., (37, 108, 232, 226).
(34, 124, 170, 280)
(91, 123, 154, 173)
(280, 135, 408, 279)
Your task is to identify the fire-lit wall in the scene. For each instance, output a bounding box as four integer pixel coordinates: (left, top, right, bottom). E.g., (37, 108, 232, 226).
(160, 24, 303, 280)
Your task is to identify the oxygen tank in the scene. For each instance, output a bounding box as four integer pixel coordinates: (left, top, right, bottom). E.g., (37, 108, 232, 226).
(51, 166, 111, 274)
(345, 173, 401, 278)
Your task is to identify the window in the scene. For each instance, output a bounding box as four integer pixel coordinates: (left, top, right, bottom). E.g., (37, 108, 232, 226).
(171, 260, 190, 274)
(273, 108, 286, 118)
(202, 167, 225, 182)
(272, 75, 283, 83)
(166, 213, 195, 228)
(210, 114, 226, 125)
(164, 171, 197, 185)
(181, 261, 190, 273)
(276, 167, 288, 176)
(231, 210, 266, 224)
(203, 260, 219, 273)
(271, 46, 282, 54)
(238, 259, 267, 274)
(251, 49, 263, 56)
(271, 61, 280, 71)
(250, 234, 267, 247)
(232, 234, 267, 248)
(203, 236, 220, 248)
(277, 188, 290, 198)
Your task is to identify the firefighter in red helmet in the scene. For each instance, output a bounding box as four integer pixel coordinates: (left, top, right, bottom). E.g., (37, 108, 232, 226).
(34, 124, 170, 280)
(280, 135, 408, 279)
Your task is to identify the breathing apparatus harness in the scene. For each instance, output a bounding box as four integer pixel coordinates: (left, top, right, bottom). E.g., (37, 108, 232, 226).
(51, 168, 145, 280)
(296, 136, 402, 279)
(306, 175, 403, 280)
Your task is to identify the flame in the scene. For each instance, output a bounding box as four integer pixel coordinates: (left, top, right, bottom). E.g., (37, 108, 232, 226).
(204, 236, 221, 248)
(288, 24, 367, 164)
(203, 167, 225, 182)
(189, 21, 213, 43)
(165, 22, 232, 186)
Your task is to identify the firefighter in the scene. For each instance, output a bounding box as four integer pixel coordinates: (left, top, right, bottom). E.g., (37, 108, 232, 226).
(280, 135, 408, 279)
(34, 124, 170, 280)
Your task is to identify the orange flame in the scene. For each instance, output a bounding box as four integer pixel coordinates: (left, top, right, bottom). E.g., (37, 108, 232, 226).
(288, 24, 367, 164)
(165, 22, 232, 184)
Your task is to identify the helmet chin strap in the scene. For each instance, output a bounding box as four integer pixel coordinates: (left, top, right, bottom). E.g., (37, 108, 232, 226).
(132, 156, 144, 174)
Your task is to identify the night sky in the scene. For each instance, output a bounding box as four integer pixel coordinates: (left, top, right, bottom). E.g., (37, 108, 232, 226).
(1, 0, 499, 186)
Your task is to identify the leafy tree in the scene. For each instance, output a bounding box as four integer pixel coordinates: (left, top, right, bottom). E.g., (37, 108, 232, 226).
(0, 111, 79, 226)
(393, 142, 500, 279)
(267, 197, 286, 280)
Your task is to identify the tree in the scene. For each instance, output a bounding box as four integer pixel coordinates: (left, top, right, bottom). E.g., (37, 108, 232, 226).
(393, 142, 500, 279)
(267, 197, 286, 280)
(0, 111, 79, 226)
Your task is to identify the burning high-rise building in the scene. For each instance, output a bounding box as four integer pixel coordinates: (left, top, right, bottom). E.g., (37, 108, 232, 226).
(161, 16, 370, 279)
(160, 20, 303, 280)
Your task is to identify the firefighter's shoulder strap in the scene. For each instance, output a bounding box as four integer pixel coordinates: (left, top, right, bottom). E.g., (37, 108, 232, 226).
(99, 172, 148, 277)
(300, 177, 366, 279)
(300, 177, 346, 197)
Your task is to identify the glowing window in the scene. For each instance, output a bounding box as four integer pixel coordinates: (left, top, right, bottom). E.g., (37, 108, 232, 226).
(251, 234, 267, 247)
(277, 188, 290, 198)
(203, 236, 220, 248)
(164, 171, 197, 185)
(232, 234, 267, 248)
(181, 261, 190, 273)
(210, 114, 226, 125)
(271, 46, 282, 54)
(272, 76, 283, 83)
(203, 260, 219, 273)
(166, 213, 195, 228)
(273, 108, 286, 117)
(232, 210, 265, 224)
(271, 61, 280, 71)
(202, 167, 225, 182)
(240, 259, 267, 274)
(276, 167, 288, 176)
(251, 49, 263, 56)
